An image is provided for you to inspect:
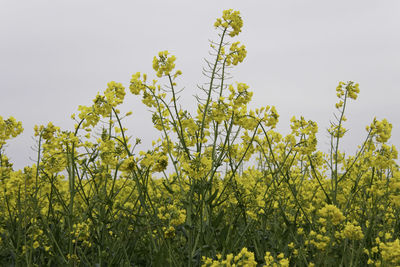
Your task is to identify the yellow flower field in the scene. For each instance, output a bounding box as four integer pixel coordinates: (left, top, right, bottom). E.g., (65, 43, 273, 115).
(0, 9, 399, 266)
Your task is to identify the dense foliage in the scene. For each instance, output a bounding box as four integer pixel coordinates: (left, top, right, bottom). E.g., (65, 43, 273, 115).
(1, 9, 399, 266)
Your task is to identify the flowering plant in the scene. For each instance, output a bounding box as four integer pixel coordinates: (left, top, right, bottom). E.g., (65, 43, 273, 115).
(0, 9, 398, 266)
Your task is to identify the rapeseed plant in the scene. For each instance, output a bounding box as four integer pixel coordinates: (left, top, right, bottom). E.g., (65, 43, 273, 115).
(0, 9, 398, 266)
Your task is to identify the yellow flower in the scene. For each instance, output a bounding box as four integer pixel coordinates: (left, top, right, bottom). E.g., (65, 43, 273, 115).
(380, 239, 400, 265)
(214, 9, 243, 37)
(152, 51, 176, 78)
(318, 204, 345, 226)
(0, 116, 23, 146)
(33, 241, 40, 249)
(367, 118, 392, 143)
(341, 222, 364, 240)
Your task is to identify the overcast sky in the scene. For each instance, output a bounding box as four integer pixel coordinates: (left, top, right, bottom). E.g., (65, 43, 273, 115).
(1, 0, 399, 170)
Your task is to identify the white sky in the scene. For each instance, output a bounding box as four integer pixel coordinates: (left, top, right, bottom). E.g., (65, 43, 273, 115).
(1, 0, 399, 170)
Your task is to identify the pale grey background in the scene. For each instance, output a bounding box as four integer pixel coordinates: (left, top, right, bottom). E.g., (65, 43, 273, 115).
(1, 0, 399, 170)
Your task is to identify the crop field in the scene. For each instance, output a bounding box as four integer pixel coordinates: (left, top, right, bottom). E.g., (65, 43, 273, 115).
(0, 9, 399, 267)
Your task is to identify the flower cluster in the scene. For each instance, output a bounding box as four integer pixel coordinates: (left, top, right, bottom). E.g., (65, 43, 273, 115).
(290, 116, 318, 155)
(226, 42, 247, 66)
(367, 117, 392, 143)
(202, 247, 257, 267)
(336, 81, 360, 100)
(0, 116, 23, 146)
(214, 9, 243, 37)
(152, 50, 177, 78)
